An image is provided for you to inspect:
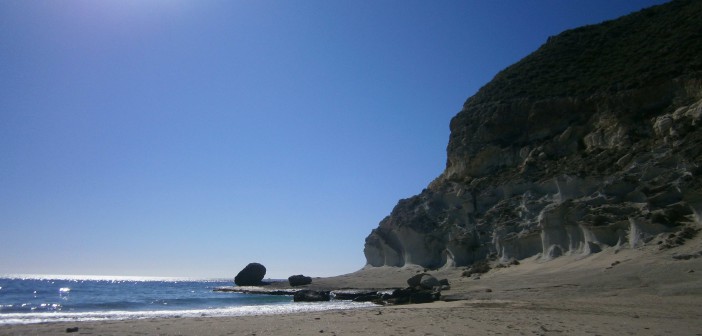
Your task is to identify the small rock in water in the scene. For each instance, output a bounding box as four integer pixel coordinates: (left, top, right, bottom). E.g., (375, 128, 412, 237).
(66, 327, 79, 333)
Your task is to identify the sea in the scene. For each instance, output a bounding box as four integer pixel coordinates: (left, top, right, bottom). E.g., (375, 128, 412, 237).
(0, 275, 376, 325)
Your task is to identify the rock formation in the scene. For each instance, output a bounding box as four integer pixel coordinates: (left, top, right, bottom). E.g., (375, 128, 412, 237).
(383, 287, 441, 305)
(293, 290, 331, 302)
(288, 274, 312, 287)
(364, 0, 702, 269)
(234, 263, 267, 286)
(406, 273, 440, 289)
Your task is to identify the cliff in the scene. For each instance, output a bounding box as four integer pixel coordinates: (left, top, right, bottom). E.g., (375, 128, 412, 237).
(364, 0, 702, 268)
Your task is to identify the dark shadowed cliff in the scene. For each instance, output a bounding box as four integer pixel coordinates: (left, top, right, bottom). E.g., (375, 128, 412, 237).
(364, 0, 702, 269)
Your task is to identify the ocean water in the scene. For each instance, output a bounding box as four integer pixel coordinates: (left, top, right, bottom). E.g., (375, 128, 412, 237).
(0, 275, 375, 325)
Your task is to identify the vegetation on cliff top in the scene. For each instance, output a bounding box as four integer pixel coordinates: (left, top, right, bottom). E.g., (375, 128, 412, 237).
(465, 0, 702, 107)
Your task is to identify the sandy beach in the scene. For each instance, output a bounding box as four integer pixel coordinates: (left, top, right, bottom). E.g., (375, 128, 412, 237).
(3, 297, 700, 336)
(3, 236, 702, 336)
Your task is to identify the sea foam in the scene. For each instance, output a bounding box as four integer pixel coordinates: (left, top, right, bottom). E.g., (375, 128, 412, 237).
(0, 301, 376, 325)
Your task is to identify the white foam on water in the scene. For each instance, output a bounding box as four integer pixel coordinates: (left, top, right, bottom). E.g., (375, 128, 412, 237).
(0, 301, 377, 325)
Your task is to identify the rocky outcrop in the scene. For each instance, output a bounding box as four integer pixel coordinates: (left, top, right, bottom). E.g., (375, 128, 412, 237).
(234, 263, 267, 286)
(288, 275, 312, 287)
(364, 1, 702, 269)
(406, 273, 442, 290)
(293, 290, 331, 302)
(461, 260, 490, 277)
(383, 287, 441, 305)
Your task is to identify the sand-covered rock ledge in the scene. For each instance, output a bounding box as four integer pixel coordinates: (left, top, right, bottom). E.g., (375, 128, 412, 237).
(4, 237, 702, 335)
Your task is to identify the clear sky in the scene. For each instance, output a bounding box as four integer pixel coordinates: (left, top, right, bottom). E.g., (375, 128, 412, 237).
(0, 0, 668, 279)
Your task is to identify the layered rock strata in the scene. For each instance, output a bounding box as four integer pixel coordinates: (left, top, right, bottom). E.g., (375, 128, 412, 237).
(364, 0, 702, 269)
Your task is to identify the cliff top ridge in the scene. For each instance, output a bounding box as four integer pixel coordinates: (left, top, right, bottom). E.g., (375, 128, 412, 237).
(465, 0, 702, 108)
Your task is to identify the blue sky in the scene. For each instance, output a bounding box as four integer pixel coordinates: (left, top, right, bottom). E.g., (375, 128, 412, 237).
(0, 0, 668, 279)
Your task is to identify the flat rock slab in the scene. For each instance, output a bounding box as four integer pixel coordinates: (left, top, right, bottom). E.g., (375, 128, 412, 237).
(213, 286, 298, 296)
(213, 286, 387, 300)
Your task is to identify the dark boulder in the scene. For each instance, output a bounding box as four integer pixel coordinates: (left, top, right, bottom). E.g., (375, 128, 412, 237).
(234, 263, 266, 286)
(293, 290, 331, 302)
(420, 275, 440, 289)
(386, 287, 440, 305)
(407, 273, 440, 289)
(288, 274, 312, 287)
(407, 273, 427, 287)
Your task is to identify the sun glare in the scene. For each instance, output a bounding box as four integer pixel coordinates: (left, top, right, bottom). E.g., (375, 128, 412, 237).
(1, 273, 213, 282)
(56, 0, 193, 36)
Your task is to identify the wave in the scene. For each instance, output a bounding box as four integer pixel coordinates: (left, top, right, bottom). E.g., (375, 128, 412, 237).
(0, 301, 377, 325)
(2, 296, 289, 313)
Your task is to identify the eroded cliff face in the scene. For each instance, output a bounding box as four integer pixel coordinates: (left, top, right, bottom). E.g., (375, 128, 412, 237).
(365, 83, 702, 268)
(364, 1, 702, 269)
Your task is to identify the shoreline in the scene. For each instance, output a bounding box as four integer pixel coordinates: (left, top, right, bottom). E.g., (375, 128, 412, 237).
(0, 300, 379, 327)
(3, 242, 702, 335)
(2, 295, 700, 336)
